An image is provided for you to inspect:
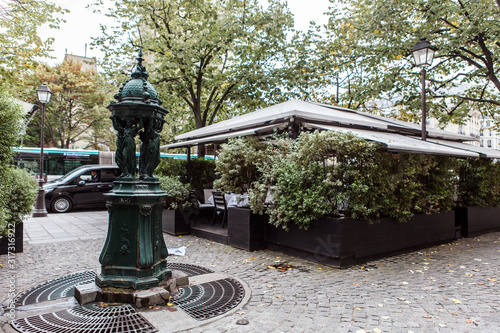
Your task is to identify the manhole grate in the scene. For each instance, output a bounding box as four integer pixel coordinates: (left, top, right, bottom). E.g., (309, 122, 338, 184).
(166, 262, 214, 276)
(172, 278, 245, 320)
(14, 271, 97, 306)
(12, 303, 157, 333)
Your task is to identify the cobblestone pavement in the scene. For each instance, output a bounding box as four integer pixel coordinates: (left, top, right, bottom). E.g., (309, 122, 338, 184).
(1, 211, 499, 333)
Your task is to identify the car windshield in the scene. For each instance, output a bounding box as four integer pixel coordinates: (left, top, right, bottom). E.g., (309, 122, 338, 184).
(48, 165, 98, 183)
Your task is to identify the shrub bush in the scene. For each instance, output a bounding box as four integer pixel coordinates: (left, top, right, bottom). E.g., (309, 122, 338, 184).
(155, 158, 216, 192)
(215, 131, 459, 230)
(0, 91, 23, 168)
(458, 158, 500, 207)
(0, 91, 38, 234)
(0, 166, 38, 234)
(157, 175, 190, 210)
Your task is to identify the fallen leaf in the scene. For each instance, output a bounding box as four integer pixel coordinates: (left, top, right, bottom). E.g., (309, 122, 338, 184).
(353, 283, 359, 286)
(438, 324, 447, 328)
(355, 307, 362, 310)
(486, 278, 498, 282)
(167, 303, 174, 307)
(397, 297, 406, 301)
(268, 266, 275, 269)
(251, 256, 255, 259)
(275, 296, 282, 298)
(465, 273, 475, 276)
(466, 319, 477, 325)
(423, 262, 430, 265)
(423, 315, 433, 319)
(452, 299, 462, 304)
(447, 270, 454, 273)
(236, 311, 245, 315)
(452, 313, 458, 316)
(318, 267, 323, 270)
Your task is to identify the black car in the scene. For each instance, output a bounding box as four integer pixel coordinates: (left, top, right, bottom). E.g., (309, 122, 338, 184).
(44, 165, 121, 213)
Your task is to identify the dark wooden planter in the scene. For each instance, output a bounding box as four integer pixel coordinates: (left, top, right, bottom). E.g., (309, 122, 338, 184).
(162, 209, 190, 236)
(266, 211, 455, 268)
(455, 207, 500, 237)
(0, 222, 23, 255)
(227, 207, 268, 251)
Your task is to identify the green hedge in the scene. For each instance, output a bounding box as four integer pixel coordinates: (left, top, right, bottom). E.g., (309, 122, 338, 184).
(214, 132, 459, 230)
(458, 158, 500, 207)
(0, 91, 38, 234)
(155, 158, 216, 192)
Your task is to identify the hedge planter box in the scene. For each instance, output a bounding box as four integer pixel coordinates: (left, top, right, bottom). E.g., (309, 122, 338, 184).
(0, 222, 23, 255)
(455, 207, 500, 237)
(227, 207, 268, 251)
(162, 209, 190, 236)
(266, 211, 455, 268)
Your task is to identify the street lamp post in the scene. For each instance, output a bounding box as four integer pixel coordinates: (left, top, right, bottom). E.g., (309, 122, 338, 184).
(32, 83, 52, 217)
(412, 38, 435, 141)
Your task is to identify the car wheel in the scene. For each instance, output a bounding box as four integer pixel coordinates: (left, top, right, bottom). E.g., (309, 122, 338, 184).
(51, 196, 72, 213)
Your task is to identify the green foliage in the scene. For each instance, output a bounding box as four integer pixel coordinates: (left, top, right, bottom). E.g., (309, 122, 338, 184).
(21, 59, 114, 149)
(0, 91, 23, 167)
(321, 0, 500, 123)
(157, 176, 190, 210)
(0, 166, 38, 233)
(458, 158, 500, 207)
(0, 91, 31, 234)
(214, 136, 270, 194)
(0, 0, 68, 89)
(216, 131, 458, 229)
(155, 158, 216, 192)
(92, 0, 322, 155)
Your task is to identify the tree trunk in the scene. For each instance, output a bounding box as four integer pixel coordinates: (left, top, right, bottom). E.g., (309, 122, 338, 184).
(197, 144, 205, 158)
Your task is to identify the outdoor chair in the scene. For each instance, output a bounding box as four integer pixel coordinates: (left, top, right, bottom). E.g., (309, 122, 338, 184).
(188, 190, 213, 225)
(211, 191, 228, 228)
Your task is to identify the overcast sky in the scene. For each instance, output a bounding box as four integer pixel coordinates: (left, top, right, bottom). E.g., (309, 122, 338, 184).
(39, 0, 332, 64)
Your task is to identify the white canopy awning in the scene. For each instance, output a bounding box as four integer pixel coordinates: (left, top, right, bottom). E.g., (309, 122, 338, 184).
(308, 123, 479, 158)
(427, 139, 500, 159)
(161, 124, 282, 149)
(165, 100, 488, 158)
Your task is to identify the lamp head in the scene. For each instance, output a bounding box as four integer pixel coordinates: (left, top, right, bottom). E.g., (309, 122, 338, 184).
(36, 83, 52, 104)
(412, 38, 435, 67)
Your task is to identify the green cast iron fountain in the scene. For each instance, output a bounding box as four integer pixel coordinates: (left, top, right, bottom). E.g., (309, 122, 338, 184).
(96, 50, 171, 290)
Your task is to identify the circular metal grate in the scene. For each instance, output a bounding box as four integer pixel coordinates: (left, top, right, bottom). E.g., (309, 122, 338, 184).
(166, 262, 214, 276)
(12, 303, 157, 333)
(14, 271, 97, 306)
(172, 278, 245, 320)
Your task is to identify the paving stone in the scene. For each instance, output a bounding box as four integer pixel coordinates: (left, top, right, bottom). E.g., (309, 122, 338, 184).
(1, 212, 500, 333)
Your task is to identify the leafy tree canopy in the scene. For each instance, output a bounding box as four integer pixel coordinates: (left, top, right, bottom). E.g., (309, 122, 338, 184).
(322, 0, 500, 125)
(91, 0, 322, 154)
(0, 0, 68, 89)
(22, 59, 114, 149)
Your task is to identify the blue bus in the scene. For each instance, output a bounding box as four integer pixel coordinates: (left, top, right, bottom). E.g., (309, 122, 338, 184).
(12, 147, 212, 181)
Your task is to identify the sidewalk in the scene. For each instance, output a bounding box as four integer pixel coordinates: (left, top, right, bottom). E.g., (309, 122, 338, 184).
(23, 210, 108, 244)
(1, 211, 500, 332)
